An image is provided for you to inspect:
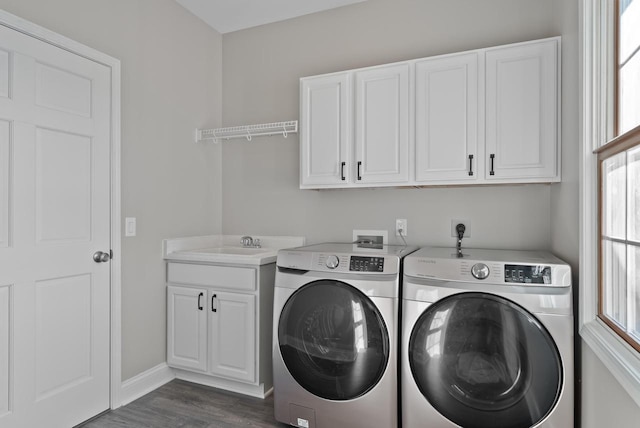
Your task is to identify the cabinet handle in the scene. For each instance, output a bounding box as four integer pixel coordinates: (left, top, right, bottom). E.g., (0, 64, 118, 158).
(490, 154, 495, 176)
(211, 294, 217, 312)
(357, 161, 362, 181)
(197, 292, 203, 311)
(468, 155, 474, 176)
(341, 161, 346, 181)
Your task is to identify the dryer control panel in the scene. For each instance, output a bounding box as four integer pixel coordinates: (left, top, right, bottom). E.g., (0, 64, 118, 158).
(403, 247, 571, 287)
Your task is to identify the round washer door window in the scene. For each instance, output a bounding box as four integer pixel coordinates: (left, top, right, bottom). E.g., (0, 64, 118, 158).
(409, 293, 562, 428)
(278, 280, 389, 400)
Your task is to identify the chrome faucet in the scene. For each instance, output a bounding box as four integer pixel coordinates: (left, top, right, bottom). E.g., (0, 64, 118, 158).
(240, 236, 261, 248)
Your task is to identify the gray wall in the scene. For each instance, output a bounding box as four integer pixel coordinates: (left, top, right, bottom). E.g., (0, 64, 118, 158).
(220, 0, 638, 425)
(581, 343, 640, 424)
(551, 0, 579, 271)
(0, 0, 224, 380)
(3, 0, 640, 423)
(221, 0, 559, 250)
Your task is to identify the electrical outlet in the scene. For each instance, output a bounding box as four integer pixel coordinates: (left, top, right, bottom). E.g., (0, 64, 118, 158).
(396, 219, 407, 236)
(451, 219, 471, 238)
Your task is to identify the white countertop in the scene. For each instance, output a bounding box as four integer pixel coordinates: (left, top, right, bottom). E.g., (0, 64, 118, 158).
(163, 235, 306, 266)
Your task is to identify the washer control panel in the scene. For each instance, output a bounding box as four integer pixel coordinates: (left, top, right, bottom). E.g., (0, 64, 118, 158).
(350, 256, 385, 272)
(308, 253, 398, 274)
(505, 264, 551, 284)
(471, 263, 490, 280)
(325, 255, 340, 269)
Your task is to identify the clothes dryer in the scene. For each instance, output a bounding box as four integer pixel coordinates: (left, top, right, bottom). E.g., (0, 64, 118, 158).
(273, 243, 417, 428)
(401, 247, 573, 428)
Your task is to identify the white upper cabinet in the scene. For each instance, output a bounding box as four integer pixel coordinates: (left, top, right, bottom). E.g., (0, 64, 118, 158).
(299, 37, 560, 189)
(415, 52, 479, 182)
(485, 39, 559, 181)
(300, 72, 351, 187)
(354, 63, 410, 185)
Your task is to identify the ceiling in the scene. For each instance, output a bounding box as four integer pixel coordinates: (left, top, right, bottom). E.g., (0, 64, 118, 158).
(175, 0, 368, 34)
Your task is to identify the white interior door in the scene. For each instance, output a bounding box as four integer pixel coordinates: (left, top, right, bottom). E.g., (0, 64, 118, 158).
(0, 22, 111, 428)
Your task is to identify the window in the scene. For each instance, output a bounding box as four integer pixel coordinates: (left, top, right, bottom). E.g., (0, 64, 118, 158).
(618, 0, 640, 134)
(598, 0, 640, 353)
(581, 0, 640, 403)
(598, 131, 640, 351)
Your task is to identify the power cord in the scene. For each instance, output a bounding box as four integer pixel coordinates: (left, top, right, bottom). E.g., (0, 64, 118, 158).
(456, 223, 466, 258)
(398, 227, 408, 247)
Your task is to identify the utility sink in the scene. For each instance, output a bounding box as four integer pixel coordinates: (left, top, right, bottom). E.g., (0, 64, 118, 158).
(165, 245, 278, 265)
(195, 247, 271, 255)
(163, 235, 306, 266)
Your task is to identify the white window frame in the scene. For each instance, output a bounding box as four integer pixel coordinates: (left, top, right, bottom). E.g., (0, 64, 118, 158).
(580, 0, 640, 406)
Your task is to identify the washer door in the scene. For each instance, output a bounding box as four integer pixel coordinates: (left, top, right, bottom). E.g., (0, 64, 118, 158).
(409, 293, 562, 428)
(278, 280, 389, 400)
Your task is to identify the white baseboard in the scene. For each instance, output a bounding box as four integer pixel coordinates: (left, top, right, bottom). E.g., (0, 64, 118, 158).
(118, 363, 176, 407)
(174, 369, 272, 399)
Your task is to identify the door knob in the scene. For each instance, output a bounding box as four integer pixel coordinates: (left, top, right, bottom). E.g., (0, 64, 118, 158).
(93, 251, 111, 263)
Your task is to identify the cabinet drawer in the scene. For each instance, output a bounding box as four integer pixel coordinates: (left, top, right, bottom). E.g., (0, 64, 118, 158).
(168, 263, 256, 291)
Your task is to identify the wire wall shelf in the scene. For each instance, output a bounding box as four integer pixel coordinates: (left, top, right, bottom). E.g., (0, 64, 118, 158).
(195, 120, 298, 143)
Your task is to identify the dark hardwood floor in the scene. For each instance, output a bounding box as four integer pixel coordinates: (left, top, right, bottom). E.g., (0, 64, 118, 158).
(80, 380, 289, 428)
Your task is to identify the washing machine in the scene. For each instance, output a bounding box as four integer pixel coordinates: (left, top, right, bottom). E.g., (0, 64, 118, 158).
(401, 247, 573, 428)
(273, 242, 417, 428)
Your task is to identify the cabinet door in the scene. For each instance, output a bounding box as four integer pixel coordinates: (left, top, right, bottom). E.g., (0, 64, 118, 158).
(167, 286, 207, 372)
(209, 291, 256, 383)
(300, 73, 351, 187)
(355, 63, 410, 184)
(415, 53, 478, 182)
(485, 39, 559, 180)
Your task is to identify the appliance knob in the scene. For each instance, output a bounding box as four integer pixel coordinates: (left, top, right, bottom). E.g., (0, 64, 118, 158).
(471, 263, 490, 280)
(326, 255, 340, 269)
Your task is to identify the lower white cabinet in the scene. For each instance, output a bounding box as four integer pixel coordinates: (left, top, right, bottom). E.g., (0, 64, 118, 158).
(167, 286, 207, 372)
(208, 291, 256, 383)
(166, 262, 275, 398)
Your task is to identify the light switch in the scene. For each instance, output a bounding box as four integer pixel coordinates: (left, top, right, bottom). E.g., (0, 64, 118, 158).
(125, 217, 136, 237)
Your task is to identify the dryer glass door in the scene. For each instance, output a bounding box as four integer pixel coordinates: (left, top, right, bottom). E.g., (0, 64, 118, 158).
(409, 293, 562, 428)
(278, 280, 389, 400)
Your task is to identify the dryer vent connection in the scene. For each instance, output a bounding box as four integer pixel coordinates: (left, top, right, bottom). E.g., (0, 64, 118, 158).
(355, 234, 384, 249)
